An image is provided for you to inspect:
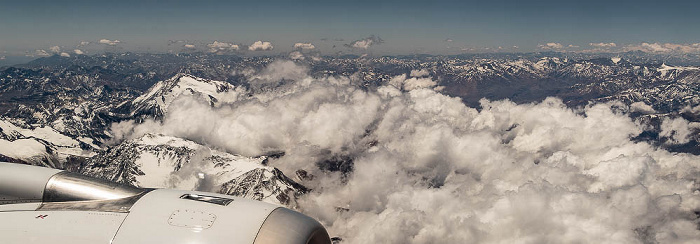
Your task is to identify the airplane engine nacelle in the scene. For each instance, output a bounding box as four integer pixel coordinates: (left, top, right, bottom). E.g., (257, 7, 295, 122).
(0, 163, 331, 244)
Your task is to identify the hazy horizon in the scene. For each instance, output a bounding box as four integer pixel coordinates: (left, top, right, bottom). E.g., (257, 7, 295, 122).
(2, 0, 700, 60)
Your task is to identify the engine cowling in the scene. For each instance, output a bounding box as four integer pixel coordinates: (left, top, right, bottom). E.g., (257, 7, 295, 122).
(0, 163, 331, 244)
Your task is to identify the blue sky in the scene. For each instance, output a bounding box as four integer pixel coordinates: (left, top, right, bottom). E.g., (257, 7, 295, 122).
(1, 0, 699, 56)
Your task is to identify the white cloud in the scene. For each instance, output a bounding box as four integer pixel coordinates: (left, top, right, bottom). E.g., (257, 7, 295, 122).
(352, 40, 372, 49)
(184, 44, 196, 49)
(99, 39, 121, 46)
(589, 42, 617, 48)
(246, 60, 309, 87)
(409, 69, 430, 77)
(625, 42, 700, 53)
(32, 49, 50, 57)
(288, 51, 322, 61)
(74, 49, 84, 55)
(403, 77, 438, 91)
(248, 41, 274, 51)
(59, 52, 70, 57)
(207, 41, 240, 53)
(346, 35, 384, 49)
(168, 40, 185, 46)
(0, 56, 5, 60)
(629, 102, 655, 114)
(538, 42, 564, 50)
(111, 62, 700, 244)
(682, 104, 700, 114)
(79, 41, 90, 46)
(289, 51, 305, 60)
(49, 46, 61, 53)
(294, 43, 315, 50)
(660, 117, 700, 144)
(388, 74, 437, 91)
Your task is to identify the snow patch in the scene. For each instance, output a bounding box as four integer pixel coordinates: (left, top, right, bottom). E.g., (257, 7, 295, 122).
(0, 139, 48, 159)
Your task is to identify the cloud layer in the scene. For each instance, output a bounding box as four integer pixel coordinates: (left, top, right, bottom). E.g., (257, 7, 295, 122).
(625, 42, 700, 54)
(18, 40, 700, 56)
(113, 60, 700, 243)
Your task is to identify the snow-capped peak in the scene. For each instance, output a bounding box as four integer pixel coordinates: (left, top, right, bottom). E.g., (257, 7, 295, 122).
(128, 74, 244, 119)
(79, 133, 307, 207)
(657, 63, 700, 77)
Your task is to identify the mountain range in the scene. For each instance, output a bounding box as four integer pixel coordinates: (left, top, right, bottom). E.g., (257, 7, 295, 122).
(0, 52, 698, 209)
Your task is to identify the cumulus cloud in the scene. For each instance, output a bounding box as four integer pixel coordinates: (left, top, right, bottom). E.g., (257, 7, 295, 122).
(290, 52, 322, 62)
(660, 117, 700, 144)
(59, 52, 70, 57)
(0, 56, 5, 60)
(590, 42, 617, 48)
(248, 41, 274, 51)
(294, 43, 315, 50)
(207, 41, 240, 53)
(409, 69, 430, 78)
(388, 74, 437, 91)
(245, 60, 310, 88)
(345, 35, 384, 49)
(625, 42, 700, 54)
(74, 49, 84, 55)
(184, 44, 196, 49)
(168, 40, 186, 46)
(99, 39, 121, 46)
(111, 61, 700, 244)
(682, 104, 700, 114)
(538, 42, 564, 50)
(31, 49, 50, 57)
(289, 51, 305, 60)
(629, 102, 656, 114)
(79, 41, 90, 46)
(49, 46, 61, 53)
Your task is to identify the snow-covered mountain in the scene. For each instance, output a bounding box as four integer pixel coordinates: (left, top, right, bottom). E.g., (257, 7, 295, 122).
(79, 133, 307, 207)
(123, 74, 243, 121)
(0, 70, 308, 207)
(0, 118, 95, 168)
(435, 57, 700, 108)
